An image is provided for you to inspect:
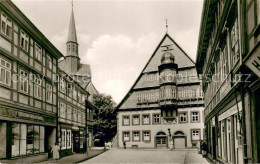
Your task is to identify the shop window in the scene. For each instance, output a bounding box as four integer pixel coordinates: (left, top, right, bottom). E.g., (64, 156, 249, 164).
(61, 129, 66, 149)
(123, 116, 130, 126)
(153, 114, 160, 124)
(80, 131, 84, 148)
(123, 131, 130, 142)
(132, 115, 140, 125)
(143, 131, 150, 141)
(20, 30, 29, 52)
(11, 123, 44, 157)
(142, 115, 150, 125)
(67, 130, 72, 149)
(1, 12, 12, 38)
(19, 69, 28, 93)
(0, 57, 11, 86)
(179, 112, 187, 123)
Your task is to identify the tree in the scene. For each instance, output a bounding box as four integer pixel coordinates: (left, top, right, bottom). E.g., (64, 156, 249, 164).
(92, 93, 117, 146)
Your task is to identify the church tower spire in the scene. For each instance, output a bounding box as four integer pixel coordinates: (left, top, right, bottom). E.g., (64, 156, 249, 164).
(67, 0, 79, 57)
(66, 0, 80, 73)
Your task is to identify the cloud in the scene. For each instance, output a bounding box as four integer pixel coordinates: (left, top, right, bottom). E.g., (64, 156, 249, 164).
(84, 33, 160, 103)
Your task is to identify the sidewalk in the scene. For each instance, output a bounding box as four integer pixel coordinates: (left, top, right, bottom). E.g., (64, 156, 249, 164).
(38, 149, 105, 164)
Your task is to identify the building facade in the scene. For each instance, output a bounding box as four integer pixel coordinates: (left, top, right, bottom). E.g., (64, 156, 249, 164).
(116, 33, 204, 149)
(0, 0, 63, 161)
(0, 0, 96, 162)
(196, 0, 260, 163)
(57, 69, 89, 157)
(58, 5, 97, 152)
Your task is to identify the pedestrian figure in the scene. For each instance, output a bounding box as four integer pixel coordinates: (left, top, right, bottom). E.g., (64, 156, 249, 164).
(170, 139, 174, 151)
(51, 142, 60, 160)
(123, 141, 126, 149)
(201, 141, 207, 158)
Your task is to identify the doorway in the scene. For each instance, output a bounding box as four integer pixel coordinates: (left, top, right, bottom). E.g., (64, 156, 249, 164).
(72, 131, 79, 153)
(155, 132, 167, 148)
(173, 131, 186, 149)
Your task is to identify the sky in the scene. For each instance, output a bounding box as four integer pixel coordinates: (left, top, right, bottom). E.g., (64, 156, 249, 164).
(12, 0, 203, 104)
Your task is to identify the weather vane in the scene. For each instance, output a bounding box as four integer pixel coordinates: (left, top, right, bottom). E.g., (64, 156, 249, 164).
(166, 18, 168, 33)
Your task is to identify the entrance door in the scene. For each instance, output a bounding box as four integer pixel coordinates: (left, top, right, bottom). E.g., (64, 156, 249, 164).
(155, 132, 167, 148)
(174, 138, 185, 148)
(156, 137, 167, 147)
(73, 131, 79, 153)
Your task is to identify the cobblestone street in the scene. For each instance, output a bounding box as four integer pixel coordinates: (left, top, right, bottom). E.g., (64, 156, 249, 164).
(80, 149, 209, 164)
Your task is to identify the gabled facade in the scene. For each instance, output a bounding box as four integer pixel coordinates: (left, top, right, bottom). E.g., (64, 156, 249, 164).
(0, 0, 63, 162)
(196, 0, 260, 163)
(116, 33, 204, 149)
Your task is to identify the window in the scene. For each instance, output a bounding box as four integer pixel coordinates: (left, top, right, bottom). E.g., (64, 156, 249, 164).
(153, 114, 160, 124)
(78, 92, 81, 103)
(142, 115, 150, 125)
(132, 115, 140, 125)
(60, 78, 66, 93)
(60, 102, 66, 118)
(0, 57, 11, 86)
(78, 110, 81, 123)
(20, 30, 29, 51)
(67, 130, 72, 149)
(133, 131, 140, 141)
(191, 129, 200, 140)
(123, 116, 130, 125)
(34, 76, 42, 99)
(1, 13, 12, 38)
(82, 94, 85, 104)
(19, 69, 28, 93)
(67, 106, 72, 120)
(35, 44, 42, 61)
(73, 87, 77, 100)
(143, 131, 150, 141)
(230, 18, 240, 68)
(73, 109, 77, 121)
(46, 83, 52, 103)
(179, 112, 187, 123)
(61, 129, 66, 149)
(46, 54, 52, 69)
(123, 131, 130, 142)
(11, 123, 44, 157)
(191, 112, 200, 123)
(67, 83, 72, 98)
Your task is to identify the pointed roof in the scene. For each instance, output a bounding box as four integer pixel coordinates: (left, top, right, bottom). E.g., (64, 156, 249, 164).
(115, 33, 196, 111)
(67, 8, 78, 43)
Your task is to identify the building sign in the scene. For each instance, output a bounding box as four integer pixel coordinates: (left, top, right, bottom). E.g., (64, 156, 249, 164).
(219, 102, 242, 121)
(0, 107, 54, 123)
(245, 52, 260, 78)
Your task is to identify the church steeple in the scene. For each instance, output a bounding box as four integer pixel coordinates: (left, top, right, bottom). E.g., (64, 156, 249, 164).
(65, 0, 80, 73)
(66, 0, 79, 58)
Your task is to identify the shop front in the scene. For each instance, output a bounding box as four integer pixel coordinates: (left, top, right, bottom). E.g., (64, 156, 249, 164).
(0, 107, 56, 162)
(71, 126, 86, 153)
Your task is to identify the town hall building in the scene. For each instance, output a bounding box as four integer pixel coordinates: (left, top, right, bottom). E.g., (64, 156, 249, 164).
(116, 32, 204, 149)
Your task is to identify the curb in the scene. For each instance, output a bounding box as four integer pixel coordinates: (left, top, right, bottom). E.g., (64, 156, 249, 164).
(75, 150, 107, 163)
